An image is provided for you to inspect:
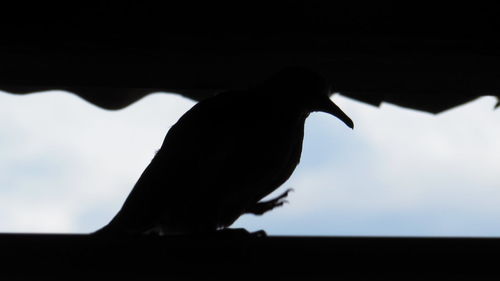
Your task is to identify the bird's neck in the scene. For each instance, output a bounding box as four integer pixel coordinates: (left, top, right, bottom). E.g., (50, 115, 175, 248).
(273, 105, 310, 120)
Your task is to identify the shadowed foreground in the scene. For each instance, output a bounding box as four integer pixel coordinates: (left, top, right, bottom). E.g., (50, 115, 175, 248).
(0, 234, 498, 280)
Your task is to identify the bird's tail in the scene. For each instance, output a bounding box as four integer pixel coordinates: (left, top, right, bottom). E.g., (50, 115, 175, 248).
(91, 210, 157, 237)
(92, 218, 122, 237)
(91, 209, 134, 237)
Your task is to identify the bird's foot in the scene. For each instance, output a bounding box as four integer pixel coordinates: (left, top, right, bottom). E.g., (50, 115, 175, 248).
(210, 228, 267, 239)
(245, 188, 293, 215)
(251, 230, 267, 238)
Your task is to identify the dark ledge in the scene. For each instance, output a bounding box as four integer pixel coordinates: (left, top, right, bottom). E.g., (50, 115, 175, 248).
(0, 233, 498, 280)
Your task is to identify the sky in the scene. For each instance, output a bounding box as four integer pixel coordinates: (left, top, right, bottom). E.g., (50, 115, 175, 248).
(1, 90, 500, 236)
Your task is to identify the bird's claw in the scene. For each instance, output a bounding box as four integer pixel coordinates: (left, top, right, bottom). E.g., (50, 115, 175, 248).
(211, 228, 267, 239)
(245, 188, 294, 215)
(276, 188, 294, 200)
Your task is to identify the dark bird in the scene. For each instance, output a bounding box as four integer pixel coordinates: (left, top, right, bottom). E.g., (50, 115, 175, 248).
(95, 67, 353, 236)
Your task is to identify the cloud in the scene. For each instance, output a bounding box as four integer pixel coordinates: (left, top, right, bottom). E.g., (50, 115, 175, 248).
(0, 91, 195, 233)
(235, 95, 500, 236)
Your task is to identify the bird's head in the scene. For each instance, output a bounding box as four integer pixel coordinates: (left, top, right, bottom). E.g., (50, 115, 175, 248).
(260, 67, 354, 129)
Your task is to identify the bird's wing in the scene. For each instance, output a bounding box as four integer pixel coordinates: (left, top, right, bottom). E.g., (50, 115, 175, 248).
(129, 92, 301, 228)
(164, 94, 275, 204)
(193, 108, 298, 206)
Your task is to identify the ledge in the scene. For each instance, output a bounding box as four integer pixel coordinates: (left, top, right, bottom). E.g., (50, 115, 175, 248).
(0, 233, 498, 280)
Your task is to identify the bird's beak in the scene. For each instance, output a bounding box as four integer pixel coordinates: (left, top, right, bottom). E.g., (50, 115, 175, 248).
(317, 96, 354, 129)
(495, 100, 500, 109)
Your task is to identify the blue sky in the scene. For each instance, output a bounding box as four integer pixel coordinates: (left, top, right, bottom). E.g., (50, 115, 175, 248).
(1, 90, 500, 236)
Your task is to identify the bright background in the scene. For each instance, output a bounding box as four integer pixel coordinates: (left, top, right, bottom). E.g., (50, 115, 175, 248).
(1, 90, 499, 236)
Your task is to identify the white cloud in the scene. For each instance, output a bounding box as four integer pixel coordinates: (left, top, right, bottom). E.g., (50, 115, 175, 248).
(0, 91, 195, 233)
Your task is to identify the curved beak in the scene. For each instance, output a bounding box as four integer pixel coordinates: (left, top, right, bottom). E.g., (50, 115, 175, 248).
(316, 96, 354, 129)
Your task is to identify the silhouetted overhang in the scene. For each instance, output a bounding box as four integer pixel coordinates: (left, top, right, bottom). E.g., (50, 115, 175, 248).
(1, 3, 500, 113)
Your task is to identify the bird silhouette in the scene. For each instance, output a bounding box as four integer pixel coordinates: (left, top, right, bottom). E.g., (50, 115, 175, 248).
(95, 67, 353, 236)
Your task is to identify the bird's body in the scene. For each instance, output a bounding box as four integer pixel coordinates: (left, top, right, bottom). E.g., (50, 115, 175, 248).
(96, 68, 353, 235)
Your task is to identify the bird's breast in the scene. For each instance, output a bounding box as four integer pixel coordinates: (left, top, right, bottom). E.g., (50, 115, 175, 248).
(241, 116, 306, 196)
